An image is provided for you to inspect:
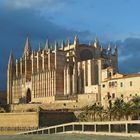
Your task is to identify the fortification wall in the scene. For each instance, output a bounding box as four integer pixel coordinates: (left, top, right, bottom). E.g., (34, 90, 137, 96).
(10, 93, 97, 112)
(32, 96, 55, 104)
(39, 111, 76, 127)
(0, 112, 39, 128)
(10, 104, 40, 112)
(78, 93, 97, 106)
(0, 111, 76, 131)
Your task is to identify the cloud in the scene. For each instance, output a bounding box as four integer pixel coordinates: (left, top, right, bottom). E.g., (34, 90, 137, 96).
(129, 32, 140, 38)
(0, 0, 140, 91)
(4, 0, 75, 11)
(117, 38, 140, 73)
(0, 4, 91, 90)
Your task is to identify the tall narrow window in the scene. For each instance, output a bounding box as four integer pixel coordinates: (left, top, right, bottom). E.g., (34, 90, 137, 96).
(112, 82, 115, 87)
(109, 82, 111, 87)
(120, 82, 123, 87)
(112, 93, 115, 99)
(115, 81, 117, 87)
(130, 81, 132, 86)
(107, 92, 110, 99)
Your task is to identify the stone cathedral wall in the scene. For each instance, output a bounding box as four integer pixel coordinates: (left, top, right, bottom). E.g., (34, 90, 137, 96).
(7, 37, 118, 105)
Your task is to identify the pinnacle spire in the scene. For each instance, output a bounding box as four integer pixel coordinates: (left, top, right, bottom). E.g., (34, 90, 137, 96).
(54, 40, 58, 51)
(67, 39, 70, 46)
(94, 36, 100, 48)
(23, 37, 31, 57)
(8, 51, 14, 70)
(107, 43, 112, 51)
(61, 40, 65, 50)
(114, 45, 118, 54)
(74, 35, 79, 45)
(45, 39, 50, 50)
(100, 45, 103, 51)
(89, 41, 91, 46)
(95, 36, 99, 43)
(115, 44, 117, 50)
(38, 42, 42, 51)
(8, 51, 14, 64)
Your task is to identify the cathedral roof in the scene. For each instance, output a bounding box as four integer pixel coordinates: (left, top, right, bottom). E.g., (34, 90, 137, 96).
(103, 72, 140, 82)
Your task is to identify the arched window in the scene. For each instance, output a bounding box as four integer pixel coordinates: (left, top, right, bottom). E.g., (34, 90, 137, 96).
(26, 88, 31, 103)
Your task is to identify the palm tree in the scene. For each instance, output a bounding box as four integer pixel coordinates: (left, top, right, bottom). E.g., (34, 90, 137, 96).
(79, 103, 103, 122)
(96, 104, 104, 121)
(131, 95, 140, 120)
(123, 101, 132, 120)
(82, 105, 89, 115)
(77, 105, 90, 121)
(88, 103, 97, 121)
(112, 98, 125, 120)
(107, 99, 113, 121)
(77, 112, 87, 121)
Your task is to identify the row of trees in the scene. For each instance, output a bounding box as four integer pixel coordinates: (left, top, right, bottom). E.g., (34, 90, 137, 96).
(78, 95, 140, 121)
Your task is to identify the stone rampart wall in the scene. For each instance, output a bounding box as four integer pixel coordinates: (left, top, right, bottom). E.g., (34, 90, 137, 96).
(39, 111, 76, 127)
(0, 111, 76, 130)
(0, 112, 39, 128)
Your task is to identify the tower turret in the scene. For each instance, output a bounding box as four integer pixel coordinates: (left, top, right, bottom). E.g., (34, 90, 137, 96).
(107, 43, 112, 55)
(54, 40, 58, 51)
(44, 39, 50, 51)
(67, 39, 70, 47)
(94, 37, 100, 48)
(23, 37, 31, 57)
(61, 40, 65, 50)
(114, 45, 118, 55)
(38, 42, 42, 52)
(100, 45, 103, 51)
(8, 51, 14, 68)
(54, 40, 58, 69)
(7, 51, 15, 104)
(74, 35, 79, 46)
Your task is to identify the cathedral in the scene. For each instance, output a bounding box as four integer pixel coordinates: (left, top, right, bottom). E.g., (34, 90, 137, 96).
(7, 36, 118, 104)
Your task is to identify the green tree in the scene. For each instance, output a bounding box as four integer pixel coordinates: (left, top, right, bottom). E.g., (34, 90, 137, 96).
(88, 103, 98, 121)
(123, 101, 132, 120)
(107, 99, 113, 121)
(77, 112, 87, 121)
(96, 104, 104, 121)
(78, 105, 90, 121)
(112, 98, 125, 120)
(131, 95, 140, 120)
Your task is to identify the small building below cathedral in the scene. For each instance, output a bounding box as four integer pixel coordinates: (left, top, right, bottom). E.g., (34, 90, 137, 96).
(101, 72, 140, 108)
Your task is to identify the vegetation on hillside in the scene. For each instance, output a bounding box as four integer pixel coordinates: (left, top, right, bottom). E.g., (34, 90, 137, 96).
(78, 95, 140, 121)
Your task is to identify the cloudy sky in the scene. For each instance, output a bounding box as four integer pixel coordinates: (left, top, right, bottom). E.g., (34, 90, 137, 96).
(1, 0, 140, 90)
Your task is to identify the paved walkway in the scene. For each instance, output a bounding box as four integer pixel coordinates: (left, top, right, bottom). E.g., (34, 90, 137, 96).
(0, 134, 140, 140)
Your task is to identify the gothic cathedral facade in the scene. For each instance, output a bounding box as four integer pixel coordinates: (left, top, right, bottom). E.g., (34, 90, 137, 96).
(7, 36, 118, 104)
